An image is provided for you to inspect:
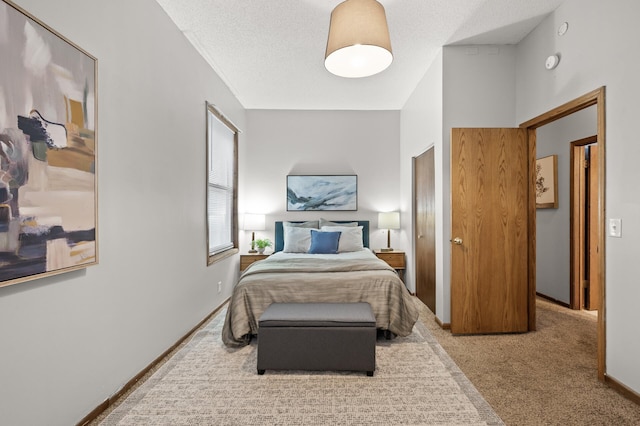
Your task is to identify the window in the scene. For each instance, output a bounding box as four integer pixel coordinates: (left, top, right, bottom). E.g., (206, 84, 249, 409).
(207, 103, 239, 264)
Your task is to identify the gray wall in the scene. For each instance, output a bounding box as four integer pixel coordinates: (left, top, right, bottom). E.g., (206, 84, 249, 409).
(241, 109, 402, 253)
(401, 0, 640, 396)
(0, 1, 245, 424)
(401, 45, 518, 323)
(516, 0, 640, 392)
(440, 45, 517, 324)
(535, 106, 597, 304)
(3, 1, 640, 423)
(400, 50, 443, 295)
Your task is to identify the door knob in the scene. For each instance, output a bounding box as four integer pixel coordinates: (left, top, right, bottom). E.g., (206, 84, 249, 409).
(452, 237, 463, 245)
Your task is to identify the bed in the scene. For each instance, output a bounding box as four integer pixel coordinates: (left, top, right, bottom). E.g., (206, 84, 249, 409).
(222, 220, 419, 347)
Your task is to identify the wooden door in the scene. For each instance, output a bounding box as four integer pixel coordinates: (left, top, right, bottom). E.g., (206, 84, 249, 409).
(414, 148, 436, 312)
(450, 128, 529, 334)
(586, 144, 601, 310)
(570, 138, 599, 311)
(570, 142, 588, 310)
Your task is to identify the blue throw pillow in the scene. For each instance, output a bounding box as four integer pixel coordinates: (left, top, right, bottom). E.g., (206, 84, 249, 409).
(308, 230, 341, 254)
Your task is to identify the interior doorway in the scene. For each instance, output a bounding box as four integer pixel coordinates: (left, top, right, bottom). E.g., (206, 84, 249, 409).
(521, 87, 606, 380)
(570, 136, 600, 311)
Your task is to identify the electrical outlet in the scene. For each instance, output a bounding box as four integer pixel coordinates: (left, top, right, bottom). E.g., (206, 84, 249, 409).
(217, 281, 222, 293)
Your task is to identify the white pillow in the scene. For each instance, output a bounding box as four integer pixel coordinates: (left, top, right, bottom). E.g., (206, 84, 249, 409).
(284, 220, 319, 229)
(319, 218, 358, 228)
(321, 225, 364, 252)
(283, 226, 318, 253)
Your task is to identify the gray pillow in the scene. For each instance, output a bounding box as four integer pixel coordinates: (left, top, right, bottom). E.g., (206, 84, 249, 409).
(319, 218, 358, 228)
(283, 226, 318, 253)
(284, 220, 319, 228)
(321, 226, 364, 252)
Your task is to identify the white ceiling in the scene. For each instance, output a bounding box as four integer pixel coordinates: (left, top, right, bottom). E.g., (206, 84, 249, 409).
(155, 0, 565, 110)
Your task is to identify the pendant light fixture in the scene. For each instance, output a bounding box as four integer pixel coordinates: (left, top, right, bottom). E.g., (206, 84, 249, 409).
(325, 0, 393, 78)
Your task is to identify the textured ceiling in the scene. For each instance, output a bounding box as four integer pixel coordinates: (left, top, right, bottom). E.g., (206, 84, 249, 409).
(155, 0, 565, 110)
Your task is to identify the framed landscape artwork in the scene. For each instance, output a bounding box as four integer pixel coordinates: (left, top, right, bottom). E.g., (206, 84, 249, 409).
(0, 1, 98, 287)
(536, 155, 558, 209)
(287, 175, 357, 211)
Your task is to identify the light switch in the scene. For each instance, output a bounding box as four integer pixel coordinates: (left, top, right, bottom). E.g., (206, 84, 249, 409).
(609, 218, 622, 238)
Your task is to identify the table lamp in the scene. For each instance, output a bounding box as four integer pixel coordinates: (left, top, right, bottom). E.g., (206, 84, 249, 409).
(378, 211, 400, 252)
(244, 213, 265, 253)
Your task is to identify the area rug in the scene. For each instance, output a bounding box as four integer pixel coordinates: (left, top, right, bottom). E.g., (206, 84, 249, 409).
(100, 306, 503, 425)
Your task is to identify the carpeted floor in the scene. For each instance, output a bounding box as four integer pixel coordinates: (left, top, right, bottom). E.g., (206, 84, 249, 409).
(98, 304, 503, 425)
(418, 297, 640, 425)
(93, 297, 640, 425)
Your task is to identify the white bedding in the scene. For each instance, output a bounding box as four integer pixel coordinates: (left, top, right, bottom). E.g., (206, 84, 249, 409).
(267, 248, 377, 261)
(222, 248, 419, 347)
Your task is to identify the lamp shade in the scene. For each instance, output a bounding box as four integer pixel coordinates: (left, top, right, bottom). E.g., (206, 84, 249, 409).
(325, 0, 393, 78)
(378, 211, 400, 229)
(243, 214, 265, 231)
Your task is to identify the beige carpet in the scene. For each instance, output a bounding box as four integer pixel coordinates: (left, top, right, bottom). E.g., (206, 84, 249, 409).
(99, 303, 503, 425)
(418, 298, 640, 425)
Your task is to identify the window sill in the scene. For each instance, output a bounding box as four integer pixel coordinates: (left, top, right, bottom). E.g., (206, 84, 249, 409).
(208, 248, 239, 266)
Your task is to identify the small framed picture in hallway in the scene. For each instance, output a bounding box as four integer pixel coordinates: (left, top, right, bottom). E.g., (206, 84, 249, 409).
(536, 155, 558, 208)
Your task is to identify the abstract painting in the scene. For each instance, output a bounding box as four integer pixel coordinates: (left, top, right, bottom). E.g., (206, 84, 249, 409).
(287, 175, 357, 211)
(0, 1, 97, 287)
(536, 155, 558, 209)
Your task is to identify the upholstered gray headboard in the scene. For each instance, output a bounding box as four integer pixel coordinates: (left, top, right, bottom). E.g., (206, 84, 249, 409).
(274, 221, 370, 252)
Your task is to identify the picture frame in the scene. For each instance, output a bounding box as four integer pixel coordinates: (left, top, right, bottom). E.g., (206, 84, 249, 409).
(0, 1, 98, 287)
(287, 175, 357, 211)
(536, 155, 558, 209)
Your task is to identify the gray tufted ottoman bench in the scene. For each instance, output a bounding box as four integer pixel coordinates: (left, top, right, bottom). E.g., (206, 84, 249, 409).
(257, 302, 376, 376)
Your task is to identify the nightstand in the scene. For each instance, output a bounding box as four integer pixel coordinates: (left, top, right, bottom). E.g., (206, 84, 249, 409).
(240, 253, 269, 272)
(374, 250, 405, 282)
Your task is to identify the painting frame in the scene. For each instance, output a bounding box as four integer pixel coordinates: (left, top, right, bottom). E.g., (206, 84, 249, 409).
(0, 0, 98, 288)
(287, 175, 357, 211)
(536, 155, 558, 209)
